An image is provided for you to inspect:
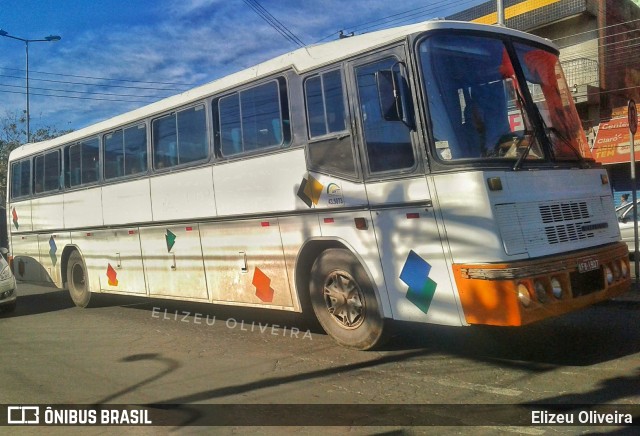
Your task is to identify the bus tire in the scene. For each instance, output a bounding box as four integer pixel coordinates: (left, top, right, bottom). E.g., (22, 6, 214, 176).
(309, 248, 386, 350)
(67, 250, 91, 308)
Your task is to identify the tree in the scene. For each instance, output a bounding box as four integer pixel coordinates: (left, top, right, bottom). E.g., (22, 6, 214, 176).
(0, 111, 72, 203)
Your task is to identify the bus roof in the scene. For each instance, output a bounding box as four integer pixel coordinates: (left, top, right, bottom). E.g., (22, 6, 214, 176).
(9, 20, 554, 161)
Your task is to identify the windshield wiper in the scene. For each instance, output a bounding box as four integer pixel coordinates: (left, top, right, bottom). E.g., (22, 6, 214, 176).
(529, 107, 589, 169)
(545, 123, 590, 168)
(512, 134, 534, 171)
(512, 89, 538, 171)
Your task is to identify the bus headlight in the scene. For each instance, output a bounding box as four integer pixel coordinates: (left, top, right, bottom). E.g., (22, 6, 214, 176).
(550, 277, 563, 299)
(534, 280, 547, 303)
(612, 262, 621, 280)
(620, 260, 628, 279)
(604, 265, 613, 285)
(517, 283, 531, 307)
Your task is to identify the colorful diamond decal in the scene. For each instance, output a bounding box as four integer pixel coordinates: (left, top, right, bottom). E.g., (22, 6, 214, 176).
(106, 264, 118, 286)
(296, 174, 323, 207)
(12, 208, 18, 230)
(165, 229, 176, 252)
(49, 236, 58, 266)
(253, 267, 274, 302)
(399, 250, 437, 315)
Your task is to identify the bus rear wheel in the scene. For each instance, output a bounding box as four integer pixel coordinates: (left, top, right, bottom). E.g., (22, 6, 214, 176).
(67, 250, 91, 308)
(309, 249, 386, 350)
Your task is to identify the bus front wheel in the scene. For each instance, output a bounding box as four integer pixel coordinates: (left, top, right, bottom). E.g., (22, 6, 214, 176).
(67, 250, 91, 308)
(309, 249, 386, 350)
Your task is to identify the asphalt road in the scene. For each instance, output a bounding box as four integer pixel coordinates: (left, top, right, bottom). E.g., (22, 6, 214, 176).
(2, 281, 640, 434)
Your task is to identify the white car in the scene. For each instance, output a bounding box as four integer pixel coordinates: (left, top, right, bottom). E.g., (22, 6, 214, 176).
(0, 251, 16, 313)
(617, 201, 639, 254)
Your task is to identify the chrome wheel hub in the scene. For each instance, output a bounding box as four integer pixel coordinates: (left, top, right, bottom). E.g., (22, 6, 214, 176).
(323, 271, 365, 329)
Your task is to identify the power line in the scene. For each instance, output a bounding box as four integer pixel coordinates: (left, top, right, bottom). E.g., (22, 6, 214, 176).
(0, 72, 186, 92)
(315, 0, 479, 42)
(559, 35, 640, 63)
(552, 17, 640, 42)
(243, 0, 304, 48)
(0, 66, 195, 87)
(0, 88, 153, 103)
(350, 0, 479, 34)
(0, 82, 167, 100)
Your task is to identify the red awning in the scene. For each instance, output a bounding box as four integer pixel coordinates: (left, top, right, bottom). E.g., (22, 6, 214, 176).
(592, 116, 640, 164)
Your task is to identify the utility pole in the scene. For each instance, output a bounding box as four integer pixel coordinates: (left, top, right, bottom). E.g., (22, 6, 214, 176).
(497, 0, 505, 26)
(0, 30, 61, 143)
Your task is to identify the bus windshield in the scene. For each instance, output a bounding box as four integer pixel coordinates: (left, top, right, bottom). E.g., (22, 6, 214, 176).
(419, 33, 590, 163)
(513, 42, 590, 161)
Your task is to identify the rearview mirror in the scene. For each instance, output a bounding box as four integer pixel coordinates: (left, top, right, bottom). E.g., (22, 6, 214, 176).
(375, 67, 415, 130)
(376, 70, 401, 121)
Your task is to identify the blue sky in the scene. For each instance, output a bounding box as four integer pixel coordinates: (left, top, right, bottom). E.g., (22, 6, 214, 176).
(0, 0, 486, 135)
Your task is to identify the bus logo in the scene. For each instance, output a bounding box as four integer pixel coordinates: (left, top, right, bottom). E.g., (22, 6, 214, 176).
(326, 183, 344, 206)
(7, 406, 40, 424)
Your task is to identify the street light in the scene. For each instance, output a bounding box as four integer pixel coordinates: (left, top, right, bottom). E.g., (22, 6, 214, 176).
(0, 29, 61, 143)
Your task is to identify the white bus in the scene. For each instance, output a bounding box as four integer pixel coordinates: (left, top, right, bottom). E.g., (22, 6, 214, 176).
(6, 20, 630, 349)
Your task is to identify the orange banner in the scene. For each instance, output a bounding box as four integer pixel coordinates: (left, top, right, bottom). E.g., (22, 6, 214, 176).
(592, 116, 640, 165)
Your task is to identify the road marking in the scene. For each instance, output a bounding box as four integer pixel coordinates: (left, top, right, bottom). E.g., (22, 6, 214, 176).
(486, 426, 546, 435)
(436, 378, 522, 397)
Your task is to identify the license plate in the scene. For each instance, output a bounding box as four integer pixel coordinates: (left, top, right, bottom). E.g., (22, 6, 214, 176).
(577, 257, 599, 273)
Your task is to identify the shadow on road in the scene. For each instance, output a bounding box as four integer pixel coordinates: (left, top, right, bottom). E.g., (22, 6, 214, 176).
(381, 300, 640, 368)
(7, 281, 640, 370)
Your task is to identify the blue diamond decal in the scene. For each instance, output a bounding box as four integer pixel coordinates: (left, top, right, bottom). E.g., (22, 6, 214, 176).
(49, 236, 58, 266)
(400, 250, 437, 314)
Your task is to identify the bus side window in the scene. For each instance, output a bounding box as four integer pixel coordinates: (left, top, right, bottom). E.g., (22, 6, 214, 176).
(65, 138, 99, 187)
(354, 57, 415, 174)
(104, 130, 125, 179)
(10, 159, 31, 199)
(47, 150, 61, 191)
(177, 105, 208, 164)
(124, 123, 147, 175)
(153, 105, 208, 169)
(81, 138, 100, 184)
(304, 69, 356, 177)
(216, 78, 290, 158)
(153, 114, 177, 169)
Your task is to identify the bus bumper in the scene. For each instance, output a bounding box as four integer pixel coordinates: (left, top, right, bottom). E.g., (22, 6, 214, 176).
(452, 242, 631, 326)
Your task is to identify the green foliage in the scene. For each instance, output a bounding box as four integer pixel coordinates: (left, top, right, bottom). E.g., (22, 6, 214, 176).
(0, 111, 72, 203)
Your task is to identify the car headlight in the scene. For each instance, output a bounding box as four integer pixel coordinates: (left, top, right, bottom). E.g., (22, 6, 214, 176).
(0, 266, 13, 281)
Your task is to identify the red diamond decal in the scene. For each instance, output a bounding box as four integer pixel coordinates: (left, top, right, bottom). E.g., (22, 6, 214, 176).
(252, 267, 274, 302)
(106, 264, 118, 286)
(12, 208, 18, 230)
